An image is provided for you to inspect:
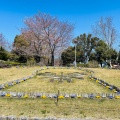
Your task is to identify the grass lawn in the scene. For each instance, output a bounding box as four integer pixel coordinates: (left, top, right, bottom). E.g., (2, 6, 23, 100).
(0, 67, 120, 119)
(0, 66, 40, 84)
(3, 68, 112, 93)
(0, 98, 120, 119)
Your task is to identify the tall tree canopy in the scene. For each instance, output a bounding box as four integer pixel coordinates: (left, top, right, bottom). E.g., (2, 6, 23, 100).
(62, 33, 100, 65)
(19, 12, 74, 65)
(91, 40, 117, 67)
(13, 35, 29, 55)
(61, 46, 75, 65)
(75, 33, 100, 63)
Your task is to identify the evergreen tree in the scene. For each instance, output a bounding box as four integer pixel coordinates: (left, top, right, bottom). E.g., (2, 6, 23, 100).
(76, 33, 100, 63)
(95, 40, 117, 67)
(0, 46, 9, 61)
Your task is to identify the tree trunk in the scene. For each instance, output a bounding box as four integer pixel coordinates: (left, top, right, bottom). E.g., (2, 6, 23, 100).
(51, 52, 54, 66)
(100, 62, 102, 67)
(86, 56, 89, 64)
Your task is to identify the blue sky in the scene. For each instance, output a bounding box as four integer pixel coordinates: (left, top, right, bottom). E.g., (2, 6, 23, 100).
(0, 0, 120, 49)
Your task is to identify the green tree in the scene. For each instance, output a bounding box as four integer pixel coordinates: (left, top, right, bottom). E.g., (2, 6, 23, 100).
(13, 35, 30, 63)
(61, 46, 84, 66)
(75, 33, 100, 63)
(13, 35, 29, 55)
(94, 40, 117, 67)
(0, 46, 9, 61)
(61, 47, 75, 66)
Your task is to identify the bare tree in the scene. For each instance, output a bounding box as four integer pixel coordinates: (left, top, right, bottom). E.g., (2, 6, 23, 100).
(0, 33, 6, 48)
(21, 12, 74, 65)
(92, 17, 117, 48)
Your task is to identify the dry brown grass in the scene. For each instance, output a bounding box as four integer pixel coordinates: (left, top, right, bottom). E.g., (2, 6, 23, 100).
(0, 67, 120, 119)
(0, 98, 120, 119)
(4, 68, 111, 93)
(0, 66, 39, 84)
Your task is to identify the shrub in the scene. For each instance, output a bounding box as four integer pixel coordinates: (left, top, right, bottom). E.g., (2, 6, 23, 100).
(87, 61, 99, 68)
(77, 61, 99, 68)
(0, 61, 11, 68)
(27, 57, 36, 66)
(77, 63, 89, 67)
(0, 60, 26, 67)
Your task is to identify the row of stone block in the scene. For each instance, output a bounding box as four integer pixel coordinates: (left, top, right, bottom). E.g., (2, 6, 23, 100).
(0, 91, 120, 99)
(0, 76, 33, 90)
(0, 116, 57, 120)
(90, 76, 120, 93)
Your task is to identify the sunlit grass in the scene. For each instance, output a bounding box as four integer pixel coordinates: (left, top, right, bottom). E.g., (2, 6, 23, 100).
(0, 67, 120, 119)
(0, 98, 120, 119)
(0, 66, 40, 84)
(4, 77, 111, 93)
(4, 68, 111, 93)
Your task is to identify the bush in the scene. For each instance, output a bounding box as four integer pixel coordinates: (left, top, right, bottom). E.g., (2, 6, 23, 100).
(77, 63, 89, 67)
(0, 60, 26, 68)
(0, 61, 11, 68)
(27, 57, 36, 66)
(77, 61, 99, 68)
(87, 61, 99, 68)
(5, 61, 26, 66)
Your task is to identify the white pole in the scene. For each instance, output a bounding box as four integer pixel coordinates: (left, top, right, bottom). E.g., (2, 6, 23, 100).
(75, 44, 77, 68)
